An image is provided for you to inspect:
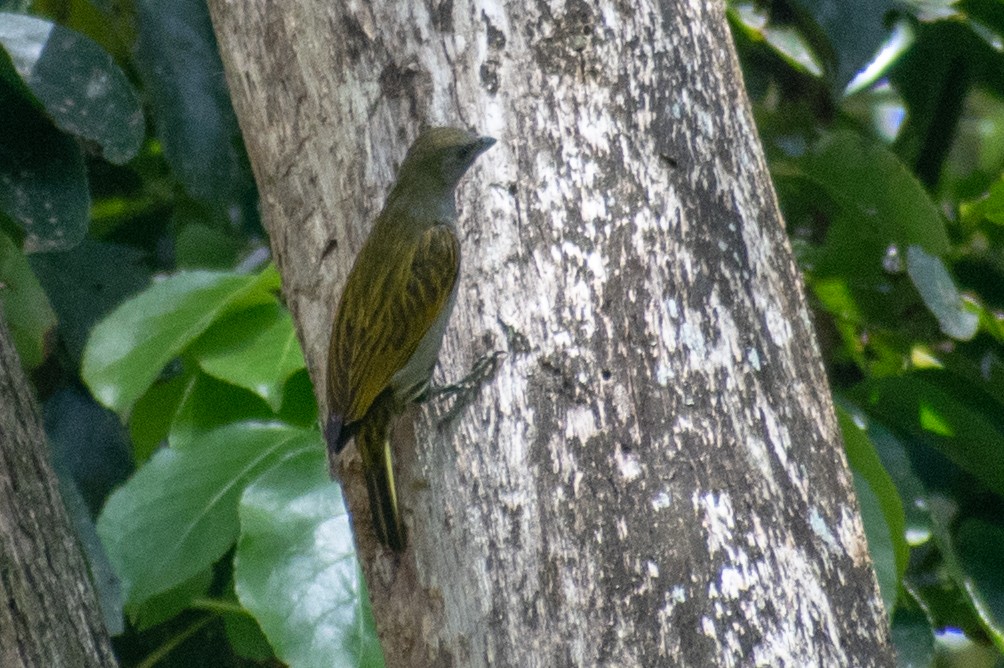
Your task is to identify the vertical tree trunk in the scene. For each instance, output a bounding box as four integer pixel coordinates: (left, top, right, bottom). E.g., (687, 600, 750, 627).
(209, 0, 895, 665)
(0, 315, 118, 667)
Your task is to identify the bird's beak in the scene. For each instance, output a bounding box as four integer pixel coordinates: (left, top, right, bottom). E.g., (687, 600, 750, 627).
(474, 136, 497, 154)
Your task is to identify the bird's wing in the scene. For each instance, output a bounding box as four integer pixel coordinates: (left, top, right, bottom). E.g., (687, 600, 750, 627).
(328, 223, 460, 423)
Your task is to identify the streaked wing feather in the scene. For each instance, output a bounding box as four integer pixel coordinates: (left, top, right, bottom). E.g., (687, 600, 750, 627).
(328, 223, 459, 423)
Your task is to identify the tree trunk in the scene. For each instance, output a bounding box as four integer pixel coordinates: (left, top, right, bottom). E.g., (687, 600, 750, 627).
(0, 314, 118, 667)
(208, 0, 895, 665)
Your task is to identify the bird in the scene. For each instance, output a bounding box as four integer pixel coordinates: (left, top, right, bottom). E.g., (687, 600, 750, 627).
(325, 127, 495, 551)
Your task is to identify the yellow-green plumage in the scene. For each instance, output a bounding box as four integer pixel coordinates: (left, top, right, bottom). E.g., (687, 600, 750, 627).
(326, 127, 495, 551)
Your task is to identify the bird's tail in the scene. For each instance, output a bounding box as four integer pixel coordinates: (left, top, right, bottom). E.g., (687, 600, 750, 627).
(357, 395, 406, 551)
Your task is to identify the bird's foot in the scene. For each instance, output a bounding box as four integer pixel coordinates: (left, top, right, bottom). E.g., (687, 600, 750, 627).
(424, 351, 505, 426)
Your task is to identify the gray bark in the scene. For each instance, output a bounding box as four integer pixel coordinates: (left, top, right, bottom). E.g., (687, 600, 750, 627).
(0, 314, 118, 667)
(208, 0, 895, 665)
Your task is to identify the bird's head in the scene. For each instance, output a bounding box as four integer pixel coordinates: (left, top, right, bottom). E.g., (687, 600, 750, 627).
(397, 127, 496, 193)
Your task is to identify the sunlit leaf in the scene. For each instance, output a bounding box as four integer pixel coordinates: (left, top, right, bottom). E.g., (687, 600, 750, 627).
(236, 447, 384, 668)
(82, 268, 278, 415)
(97, 422, 315, 605)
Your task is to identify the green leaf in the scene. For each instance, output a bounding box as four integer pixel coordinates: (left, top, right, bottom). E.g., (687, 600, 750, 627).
(82, 269, 277, 415)
(838, 406, 909, 615)
(0, 74, 88, 252)
(0, 231, 56, 367)
(0, 12, 143, 164)
(851, 470, 898, 616)
(905, 245, 979, 341)
(236, 447, 384, 668)
(53, 467, 125, 635)
(927, 497, 1004, 653)
(128, 372, 190, 463)
(44, 387, 132, 516)
(959, 176, 1004, 227)
(175, 223, 241, 269)
(129, 569, 212, 631)
(133, 0, 245, 201)
(190, 303, 306, 412)
(847, 407, 932, 545)
(97, 422, 316, 606)
(859, 371, 1004, 498)
(890, 20, 1003, 187)
(727, 6, 823, 79)
(223, 608, 274, 662)
(858, 373, 1004, 497)
(953, 518, 1004, 645)
(891, 591, 935, 668)
(801, 129, 950, 279)
(168, 371, 275, 450)
(960, 0, 1004, 38)
(276, 368, 320, 428)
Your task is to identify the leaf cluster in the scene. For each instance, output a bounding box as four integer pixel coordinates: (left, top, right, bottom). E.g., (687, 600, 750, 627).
(0, 2, 380, 666)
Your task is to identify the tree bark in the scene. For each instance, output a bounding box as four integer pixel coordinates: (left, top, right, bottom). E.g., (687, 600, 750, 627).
(0, 314, 118, 667)
(208, 0, 895, 665)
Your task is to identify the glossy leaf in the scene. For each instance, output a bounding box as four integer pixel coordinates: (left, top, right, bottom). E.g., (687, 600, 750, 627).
(128, 371, 190, 463)
(953, 518, 1004, 645)
(960, 0, 1004, 38)
(0, 12, 143, 164)
(848, 408, 932, 544)
(97, 422, 315, 605)
(82, 268, 279, 415)
(190, 303, 306, 412)
(891, 593, 935, 668)
(852, 471, 898, 615)
(236, 447, 383, 668)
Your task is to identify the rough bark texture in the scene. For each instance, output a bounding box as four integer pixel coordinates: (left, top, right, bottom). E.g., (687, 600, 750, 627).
(208, 0, 895, 665)
(0, 315, 118, 667)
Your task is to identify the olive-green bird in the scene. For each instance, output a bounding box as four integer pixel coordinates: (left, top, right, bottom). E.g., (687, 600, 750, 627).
(325, 127, 495, 551)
